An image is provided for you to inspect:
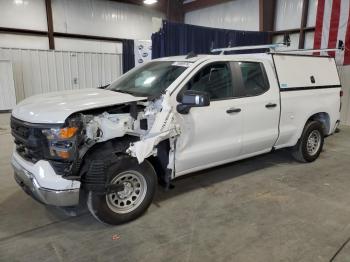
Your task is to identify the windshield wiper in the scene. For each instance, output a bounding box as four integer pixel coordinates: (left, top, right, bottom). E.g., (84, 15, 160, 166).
(114, 89, 149, 97)
(114, 90, 135, 95)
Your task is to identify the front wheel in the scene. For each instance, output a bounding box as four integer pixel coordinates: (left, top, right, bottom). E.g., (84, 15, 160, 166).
(87, 156, 157, 225)
(292, 121, 324, 163)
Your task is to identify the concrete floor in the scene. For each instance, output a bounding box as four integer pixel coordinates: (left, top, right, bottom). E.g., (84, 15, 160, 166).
(1, 112, 350, 262)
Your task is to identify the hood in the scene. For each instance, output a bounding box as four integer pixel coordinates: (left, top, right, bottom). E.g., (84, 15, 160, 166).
(12, 88, 147, 124)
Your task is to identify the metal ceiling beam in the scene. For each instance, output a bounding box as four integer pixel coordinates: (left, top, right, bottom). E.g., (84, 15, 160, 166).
(298, 0, 310, 48)
(0, 27, 48, 36)
(259, 0, 276, 32)
(272, 27, 314, 35)
(53, 32, 124, 43)
(164, 0, 184, 22)
(183, 0, 233, 13)
(45, 0, 55, 49)
(259, 0, 276, 43)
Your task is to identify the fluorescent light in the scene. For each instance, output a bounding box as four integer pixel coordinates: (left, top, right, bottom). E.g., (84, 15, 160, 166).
(144, 0, 157, 5)
(143, 76, 156, 85)
(14, 0, 28, 5)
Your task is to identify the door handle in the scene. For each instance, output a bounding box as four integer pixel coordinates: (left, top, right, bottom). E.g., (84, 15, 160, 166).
(226, 107, 241, 114)
(265, 103, 277, 108)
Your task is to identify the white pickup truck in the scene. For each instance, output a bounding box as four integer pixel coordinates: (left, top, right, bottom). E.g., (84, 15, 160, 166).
(11, 51, 341, 225)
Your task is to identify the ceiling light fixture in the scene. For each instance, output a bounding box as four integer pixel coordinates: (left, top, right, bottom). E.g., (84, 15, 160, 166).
(143, 0, 157, 5)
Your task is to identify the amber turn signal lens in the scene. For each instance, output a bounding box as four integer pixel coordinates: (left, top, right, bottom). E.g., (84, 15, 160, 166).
(57, 151, 70, 159)
(59, 127, 78, 139)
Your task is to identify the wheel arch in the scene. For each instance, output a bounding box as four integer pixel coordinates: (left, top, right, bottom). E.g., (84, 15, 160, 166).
(78, 136, 139, 192)
(146, 139, 173, 188)
(282, 111, 331, 149)
(78, 136, 171, 190)
(305, 112, 330, 135)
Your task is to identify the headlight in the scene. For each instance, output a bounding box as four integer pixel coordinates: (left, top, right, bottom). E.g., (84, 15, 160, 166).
(42, 127, 79, 159)
(42, 127, 78, 140)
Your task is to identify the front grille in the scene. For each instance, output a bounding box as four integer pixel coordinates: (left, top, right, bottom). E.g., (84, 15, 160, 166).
(10, 117, 49, 163)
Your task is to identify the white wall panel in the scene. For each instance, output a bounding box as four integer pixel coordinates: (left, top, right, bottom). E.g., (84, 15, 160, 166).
(0, 34, 49, 49)
(0, 60, 16, 110)
(304, 31, 315, 49)
(0, 48, 122, 102)
(54, 38, 122, 54)
(184, 0, 259, 31)
(52, 0, 164, 40)
(273, 33, 300, 50)
(339, 65, 350, 125)
(307, 0, 318, 27)
(0, 0, 47, 30)
(275, 0, 303, 30)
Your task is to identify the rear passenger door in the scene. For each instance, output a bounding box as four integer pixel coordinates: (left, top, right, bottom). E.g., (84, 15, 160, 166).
(233, 61, 280, 155)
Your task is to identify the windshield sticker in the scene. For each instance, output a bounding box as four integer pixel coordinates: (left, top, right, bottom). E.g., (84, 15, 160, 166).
(172, 62, 191, 68)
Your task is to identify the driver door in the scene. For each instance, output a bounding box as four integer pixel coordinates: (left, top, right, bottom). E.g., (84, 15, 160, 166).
(174, 62, 244, 176)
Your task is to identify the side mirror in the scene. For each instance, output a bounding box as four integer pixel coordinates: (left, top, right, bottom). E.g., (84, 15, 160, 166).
(177, 90, 210, 114)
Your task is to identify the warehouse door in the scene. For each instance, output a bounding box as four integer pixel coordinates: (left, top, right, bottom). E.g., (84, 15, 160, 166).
(0, 48, 123, 103)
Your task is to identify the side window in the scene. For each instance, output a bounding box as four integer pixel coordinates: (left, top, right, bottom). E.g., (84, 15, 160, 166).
(184, 63, 234, 100)
(238, 62, 269, 96)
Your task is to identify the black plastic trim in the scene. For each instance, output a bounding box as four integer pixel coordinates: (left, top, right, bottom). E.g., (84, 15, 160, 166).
(269, 52, 331, 58)
(280, 85, 341, 92)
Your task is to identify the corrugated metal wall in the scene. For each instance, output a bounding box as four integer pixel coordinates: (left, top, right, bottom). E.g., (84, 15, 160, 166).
(0, 60, 16, 110)
(340, 66, 350, 126)
(52, 0, 164, 40)
(184, 0, 259, 31)
(0, 48, 122, 102)
(0, 0, 163, 41)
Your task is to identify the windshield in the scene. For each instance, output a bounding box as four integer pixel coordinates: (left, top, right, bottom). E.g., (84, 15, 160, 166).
(107, 61, 188, 97)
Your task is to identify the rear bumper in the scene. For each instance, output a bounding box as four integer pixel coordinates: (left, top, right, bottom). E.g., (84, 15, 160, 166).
(11, 151, 80, 206)
(333, 120, 340, 133)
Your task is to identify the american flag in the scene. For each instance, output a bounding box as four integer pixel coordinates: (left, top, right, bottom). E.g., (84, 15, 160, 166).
(314, 0, 350, 64)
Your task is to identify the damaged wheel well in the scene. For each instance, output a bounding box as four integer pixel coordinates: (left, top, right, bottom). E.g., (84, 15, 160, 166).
(147, 139, 172, 187)
(79, 137, 172, 190)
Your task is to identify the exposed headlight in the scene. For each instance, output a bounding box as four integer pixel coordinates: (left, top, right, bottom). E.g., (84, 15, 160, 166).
(42, 127, 79, 159)
(42, 127, 78, 140)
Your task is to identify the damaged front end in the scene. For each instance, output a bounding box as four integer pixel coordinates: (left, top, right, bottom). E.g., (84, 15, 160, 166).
(57, 93, 180, 191)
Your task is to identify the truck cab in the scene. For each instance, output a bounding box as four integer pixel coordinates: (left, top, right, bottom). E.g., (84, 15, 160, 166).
(11, 51, 341, 225)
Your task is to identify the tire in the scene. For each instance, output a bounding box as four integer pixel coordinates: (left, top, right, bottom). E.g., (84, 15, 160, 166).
(87, 155, 157, 225)
(292, 120, 324, 163)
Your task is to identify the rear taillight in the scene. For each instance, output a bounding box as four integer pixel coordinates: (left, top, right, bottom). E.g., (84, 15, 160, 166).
(340, 90, 343, 97)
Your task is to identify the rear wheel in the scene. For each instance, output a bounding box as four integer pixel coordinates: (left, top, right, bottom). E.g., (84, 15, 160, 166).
(87, 156, 157, 225)
(292, 121, 324, 162)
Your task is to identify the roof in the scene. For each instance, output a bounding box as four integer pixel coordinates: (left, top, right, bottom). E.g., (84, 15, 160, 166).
(152, 53, 273, 63)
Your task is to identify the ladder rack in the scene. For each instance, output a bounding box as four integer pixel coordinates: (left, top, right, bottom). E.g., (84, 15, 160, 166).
(210, 35, 344, 56)
(211, 43, 287, 54)
(271, 47, 344, 54)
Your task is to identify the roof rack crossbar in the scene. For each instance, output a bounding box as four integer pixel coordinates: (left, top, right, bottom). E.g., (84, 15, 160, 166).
(210, 37, 344, 56)
(270, 40, 344, 55)
(211, 43, 286, 55)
